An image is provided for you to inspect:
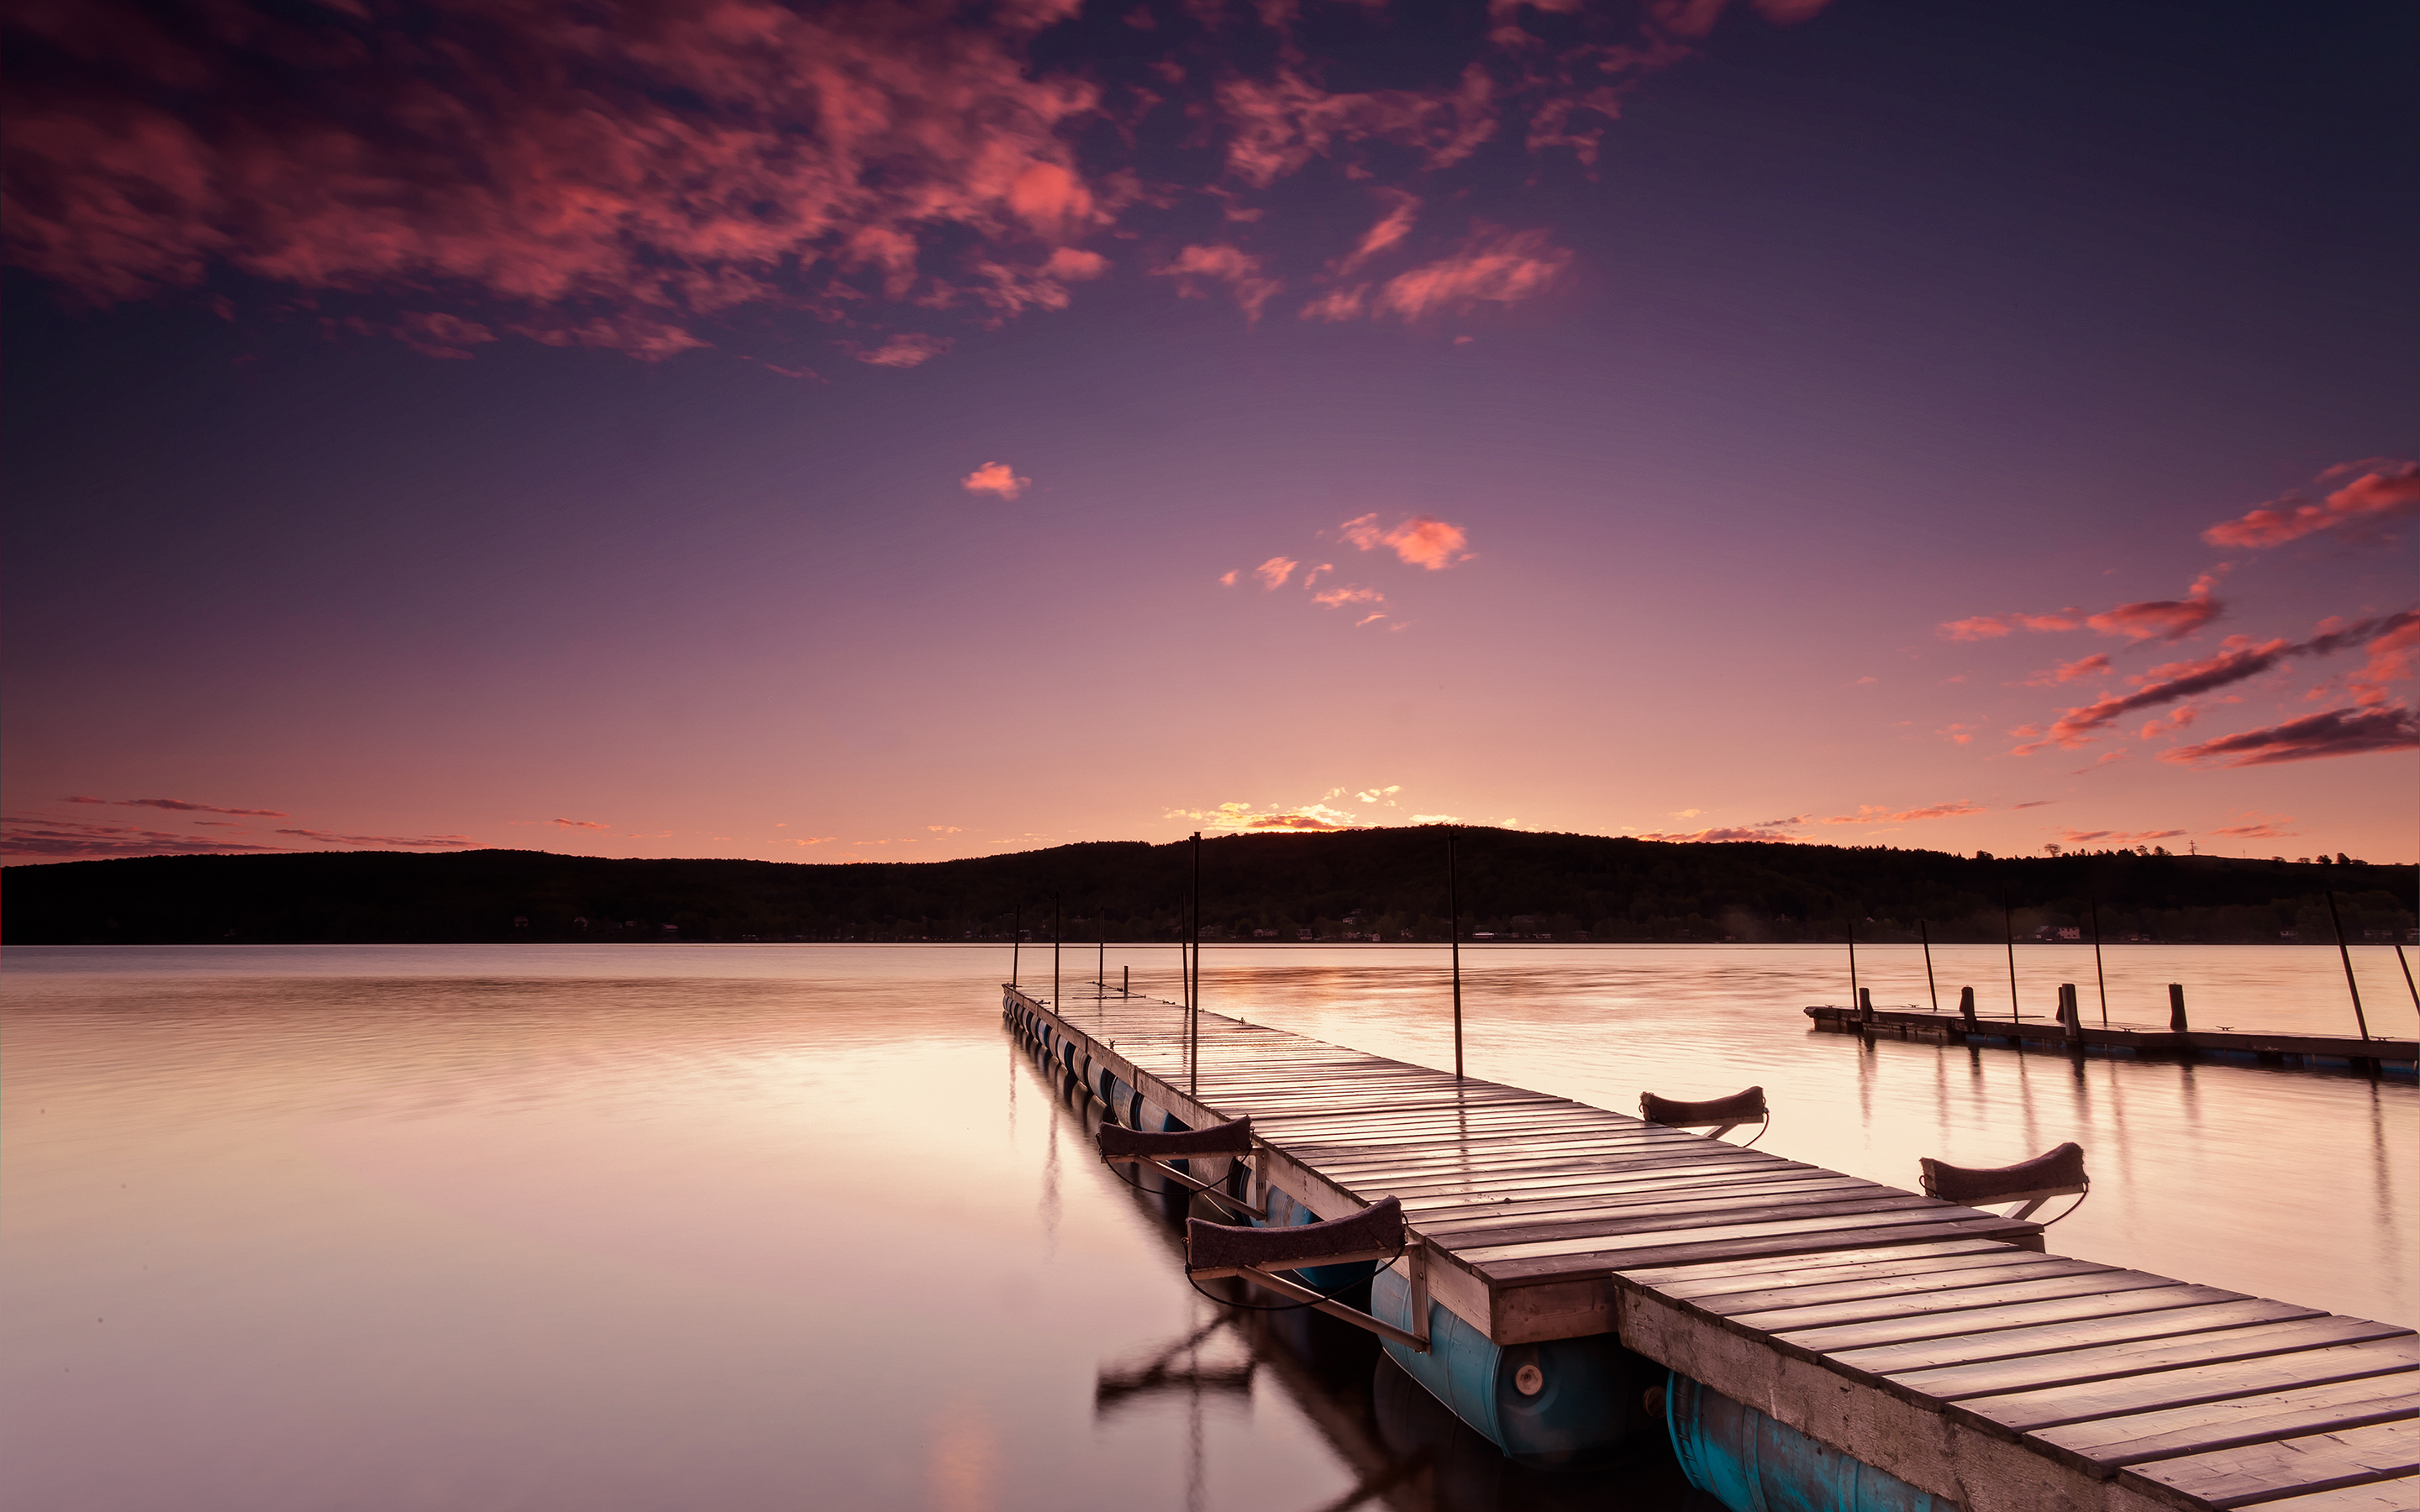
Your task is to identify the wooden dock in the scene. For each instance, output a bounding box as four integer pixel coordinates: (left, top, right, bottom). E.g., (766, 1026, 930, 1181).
(1807, 1005, 2419, 1076)
(1009, 980, 2418, 1512)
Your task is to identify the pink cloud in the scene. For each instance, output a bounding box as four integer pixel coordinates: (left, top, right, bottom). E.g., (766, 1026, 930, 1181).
(550, 817, 608, 830)
(2159, 705, 2420, 769)
(1254, 556, 1299, 591)
(1633, 819, 1806, 843)
(1338, 191, 1421, 274)
(2049, 827, 2189, 847)
(2, 817, 290, 858)
(1313, 585, 1386, 609)
(1218, 569, 1239, 586)
(1938, 610, 2083, 640)
(2048, 653, 2112, 683)
(960, 461, 1030, 501)
(858, 334, 955, 368)
(2017, 611, 2415, 753)
(2349, 614, 2420, 706)
(1338, 513, 1472, 570)
(2202, 459, 2420, 549)
(2085, 574, 2223, 643)
(2209, 815, 2296, 840)
(1370, 227, 1570, 322)
(1155, 244, 1282, 321)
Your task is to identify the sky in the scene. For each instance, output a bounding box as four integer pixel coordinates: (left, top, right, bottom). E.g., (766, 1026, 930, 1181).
(3, 0, 2415, 869)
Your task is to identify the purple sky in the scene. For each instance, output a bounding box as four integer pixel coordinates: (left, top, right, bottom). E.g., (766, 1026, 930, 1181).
(4, 0, 2414, 866)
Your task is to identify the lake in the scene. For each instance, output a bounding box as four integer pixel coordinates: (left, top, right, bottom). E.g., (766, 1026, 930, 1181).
(3, 943, 2412, 1511)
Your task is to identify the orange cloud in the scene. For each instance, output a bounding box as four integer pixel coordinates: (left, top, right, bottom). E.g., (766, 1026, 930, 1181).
(1819, 801, 1985, 825)
(2208, 814, 2296, 840)
(1167, 799, 1360, 832)
(1338, 513, 1471, 570)
(1370, 226, 1570, 320)
(2085, 574, 2223, 642)
(960, 462, 1030, 501)
(1632, 819, 1806, 843)
(1338, 191, 1421, 274)
(550, 817, 608, 830)
(2202, 459, 2420, 549)
(2049, 827, 2189, 847)
(1254, 556, 1299, 591)
(1313, 585, 1385, 609)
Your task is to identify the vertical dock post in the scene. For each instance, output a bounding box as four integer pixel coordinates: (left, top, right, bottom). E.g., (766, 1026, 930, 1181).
(2002, 889, 2021, 1021)
(1448, 830, 1463, 1079)
(1858, 986, 1875, 1023)
(1053, 893, 1061, 1012)
(2059, 983, 2081, 1045)
(2090, 895, 2110, 1026)
(1959, 985, 1978, 1028)
(1013, 903, 1021, 986)
(1191, 831, 1202, 1095)
(2324, 890, 2372, 1043)
(2169, 983, 2188, 1032)
(1920, 920, 1939, 1012)
(1123, 964, 1129, 997)
(2399, 945, 2418, 1011)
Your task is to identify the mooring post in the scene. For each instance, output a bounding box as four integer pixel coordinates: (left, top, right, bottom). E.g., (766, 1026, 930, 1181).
(2002, 888, 2021, 1021)
(1123, 964, 1129, 997)
(1959, 985, 1978, 1028)
(2324, 890, 2372, 1043)
(1858, 986, 1875, 1023)
(1920, 920, 1939, 1013)
(2059, 983, 2081, 1044)
(1053, 893, 1061, 1012)
(2169, 982, 2188, 1032)
(2400, 945, 2419, 1011)
(1013, 903, 1021, 986)
(1191, 830, 1202, 1096)
(2090, 895, 2109, 1026)
(1448, 830, 1464, 1079)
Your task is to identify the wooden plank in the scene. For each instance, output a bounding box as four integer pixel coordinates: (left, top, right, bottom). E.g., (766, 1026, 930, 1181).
(2120, 1418, 2417, 1509)
(1698, 1258, 2129, 1320)
(1791, 1286, 2266, 1356)
(1829, 1299, 2322, 1375)
(1895, 1317, 2412, 1402)
(1421, 1187, 1938, 1247)
(1728, 1268, 2184, 1335)
(2033, 1377, 2415, 1471)
(1681, 1255, 2110, 1311)
(1462, 1200, 2000, 1266)
(1615, 1237, 2022, 1289)
(1959, 1339, 2420, 1434)
(2234, 1476, 2420, 1510)
(1486, 1217, 2039, 1282)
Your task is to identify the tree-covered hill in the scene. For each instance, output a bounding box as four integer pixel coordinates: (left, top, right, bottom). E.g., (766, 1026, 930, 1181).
(3, 828, 2412, 947)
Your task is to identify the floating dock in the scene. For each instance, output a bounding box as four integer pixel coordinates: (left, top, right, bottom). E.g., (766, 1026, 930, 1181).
(1807, 1005, 2419, 1077)
(1009, 980, 2417, 1512)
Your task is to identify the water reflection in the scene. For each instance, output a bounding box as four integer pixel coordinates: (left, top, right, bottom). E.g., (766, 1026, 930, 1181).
(2, 943, 2410, 1512)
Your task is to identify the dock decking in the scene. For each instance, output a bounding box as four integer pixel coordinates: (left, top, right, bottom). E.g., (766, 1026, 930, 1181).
(1806, 1004, 2419, 1077)
(1008, 980, 2418, 1512)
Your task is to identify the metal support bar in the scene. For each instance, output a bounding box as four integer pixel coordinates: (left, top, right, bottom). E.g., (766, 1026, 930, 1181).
(1111, 1154, 1265, 1218)
(1222, 1263, 1430, 1352)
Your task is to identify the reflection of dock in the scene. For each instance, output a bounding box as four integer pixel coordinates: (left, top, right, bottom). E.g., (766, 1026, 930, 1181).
(1806, 1004, 2419, 1075)
(1012, 981, 2419, 1512)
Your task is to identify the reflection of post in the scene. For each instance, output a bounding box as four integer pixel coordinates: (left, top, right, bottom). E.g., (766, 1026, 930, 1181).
(2003, 887, 2021, 1021)
(1449, 830, 1463, 1079)
(2089, 894, 2110, 1026)
(2325, 890, 2373, 1043)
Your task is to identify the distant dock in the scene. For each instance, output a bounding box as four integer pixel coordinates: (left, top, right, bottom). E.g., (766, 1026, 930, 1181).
(1807, 1005, 2418, 1078)
(1010, 980, 2418, 1510)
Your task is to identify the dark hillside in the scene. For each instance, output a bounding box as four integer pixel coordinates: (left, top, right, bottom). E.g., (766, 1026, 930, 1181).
(4, 829, 2412, 947)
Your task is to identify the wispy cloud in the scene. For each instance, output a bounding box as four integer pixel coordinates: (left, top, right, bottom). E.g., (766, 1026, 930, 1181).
(275, 828, 477, 848)
(1166, 800, 1361, 832)
(2017, 611, 2415, 753)
(1631, 818, 1807, 843)
(2159, 705, 2420, 769)
(2, 817, 287, 858)
(2049, 827, 2188, 846)
(858, 333, 954, 368)
(550, 817, 608, 830)
(2202, 459, 2420, 549)
(2209, 813, 2296, 840)
(68, 795, 290, 816)
(1155, 244, 1281, 322)
(960, 461, 1030, 501)
(1255, 556, 1299, 591)
(1943, 576, 2223, 646)
(1819, 801, 1985, 825)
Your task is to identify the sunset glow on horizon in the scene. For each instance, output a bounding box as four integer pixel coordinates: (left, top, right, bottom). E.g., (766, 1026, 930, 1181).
(3, 0, 2412, 868)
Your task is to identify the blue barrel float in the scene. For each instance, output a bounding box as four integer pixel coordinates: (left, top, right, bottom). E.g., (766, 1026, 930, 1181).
(1665, 1371, 1952, 1512)
(1366, 1267, 1655, 1468)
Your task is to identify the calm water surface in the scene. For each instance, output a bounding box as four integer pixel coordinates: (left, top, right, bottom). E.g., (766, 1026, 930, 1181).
(4, 943, 2413, 1512)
